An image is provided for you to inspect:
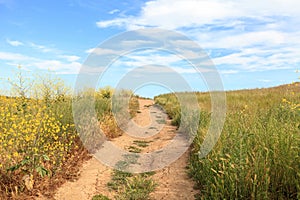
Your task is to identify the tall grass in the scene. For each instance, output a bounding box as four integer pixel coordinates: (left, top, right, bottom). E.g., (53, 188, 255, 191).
(155, 83, 300, 199)
(0, 70, 138, 199)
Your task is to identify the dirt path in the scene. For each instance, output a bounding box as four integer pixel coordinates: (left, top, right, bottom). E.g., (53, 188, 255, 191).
(51, 99, 197, 200)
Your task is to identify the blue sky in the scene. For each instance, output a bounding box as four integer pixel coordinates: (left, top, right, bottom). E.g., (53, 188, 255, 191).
(1, 0, 299, 97)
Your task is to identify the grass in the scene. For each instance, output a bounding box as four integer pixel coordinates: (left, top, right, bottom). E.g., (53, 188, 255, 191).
(128, 140, 153, 152)
(0, 69, 139, 199)
(107, 170, 156, 200)
(133, 140, 152, 147)
(148, 127, 157, 130)
(155, 82, 300, 199)
(116, 175, 157, 200)
(156, 119, 166, 124)
(104, 136, 156, 199)
(128, 146, 142, 153)
(107, 170, 133, 191)
(115, 154, 140, 171)
(92, 194, 111, 200)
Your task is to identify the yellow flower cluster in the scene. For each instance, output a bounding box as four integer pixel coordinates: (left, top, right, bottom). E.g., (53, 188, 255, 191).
(282, 98, 300, 111)
(0, 97, 76, 173)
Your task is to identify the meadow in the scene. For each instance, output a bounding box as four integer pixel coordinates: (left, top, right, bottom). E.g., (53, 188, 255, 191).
(155, 83, 300, 199)
(0, 70, 138, 199)
(0, 68, 299, 199)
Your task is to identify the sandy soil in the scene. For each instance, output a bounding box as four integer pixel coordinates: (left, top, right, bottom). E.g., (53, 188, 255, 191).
(48, 99, 197, 200)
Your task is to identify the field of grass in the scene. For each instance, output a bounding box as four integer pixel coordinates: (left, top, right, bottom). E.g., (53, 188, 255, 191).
(0, 71, 139, 199)
(155, 83, 300, 199)
(1, 68, 299, 199)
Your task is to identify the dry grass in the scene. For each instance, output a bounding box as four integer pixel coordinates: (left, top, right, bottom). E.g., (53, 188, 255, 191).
(155, 82, 300, 199)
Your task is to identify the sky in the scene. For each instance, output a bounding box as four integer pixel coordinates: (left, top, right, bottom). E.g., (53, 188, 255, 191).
(1, 0, 300, 98)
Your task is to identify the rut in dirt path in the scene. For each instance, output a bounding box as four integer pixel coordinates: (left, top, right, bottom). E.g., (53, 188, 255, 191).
(51, 99, 197, 200)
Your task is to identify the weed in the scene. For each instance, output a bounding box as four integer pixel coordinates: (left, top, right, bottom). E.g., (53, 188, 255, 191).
(133, 140, 152, 148)
(128, 146, 142, 153)
(92, 194, 111, 200)
(116, 175, 157, 200)
(156, 119, 166, 124)
(107, 170, 133, 191)
(155, 83, 300, 199)
(115, 154, 140, 171)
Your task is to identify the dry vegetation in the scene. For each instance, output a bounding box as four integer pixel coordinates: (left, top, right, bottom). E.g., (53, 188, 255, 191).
(155, 82, 300, 199)
(0, 70, 138, 199)
(1, 67, 299, 199)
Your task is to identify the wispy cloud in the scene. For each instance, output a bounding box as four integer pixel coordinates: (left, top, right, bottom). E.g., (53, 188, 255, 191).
(31, 60, 81, 74)
(0, 51, 32, 61)
(259, 79, 273, 83)
(6, 39, 24, 47)
(97, 0, 300, 30)
(96, 18, 130, 29)
(96, 0, 300, 74)
(59, 55, 81, 62)
(29, 42, 60, 53)
(0, 51, 81, 74)
(108, 9, 120, 15)
(85, 48, 124, 55)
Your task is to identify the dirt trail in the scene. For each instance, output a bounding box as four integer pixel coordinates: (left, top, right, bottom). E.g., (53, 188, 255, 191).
(50, 99, 197, 200)
(53, 158, 114, 200)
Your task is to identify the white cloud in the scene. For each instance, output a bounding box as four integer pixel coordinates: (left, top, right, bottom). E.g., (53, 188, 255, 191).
(97, 0, 300, 30)
(31, 60, 81, 74)
(6, 39, 24, 47)
(96, 18, 130, 28)
(29, 42, 59, 53)
(120, 52, 181, 67)
(108, 9, 120, 14)
(95, 0, 300, 74)
(121, 40, 156, 48)
(0, 51, 32, 61)
(128, 65, 211, 74)
(259, 79, 273, 83)
(202, 31, 286, 49)
(85, 48, 124, 55)
(219, 70, 239, 74)
(213, 45, 300, 72)
(59, 55, 81, 62)
(0, 51, 81, 74)
(97, 0, 240, 29)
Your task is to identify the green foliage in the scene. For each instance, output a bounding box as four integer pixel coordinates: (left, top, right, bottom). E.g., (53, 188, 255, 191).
(0, 68, 138, 198)
(107, 170, 156, 200)
(92, 194, 111, 200)
(128, 146, 142, 153)
(98, 86, 114, 99)
(133, 140, 151, 148)
(116, 175, 157, 200)
(155, 83, 300, 199)
(107, 170, 133, 191)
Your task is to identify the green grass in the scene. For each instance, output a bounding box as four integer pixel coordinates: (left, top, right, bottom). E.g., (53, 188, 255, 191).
(92, 194, 111, 200)
(115, 154, 140, 171)
(105, 136, 157, 199)
(128, 146, 142, 153)
(107, 170, 156, 199)
(116, 175, 157, 200)
(133, 140, 152, 147)
(0, 69, 140, 198)
(107, 170, 133, 191)
(156, 119, 166, 124)
(155, 83, 300, 199)
(148, 127, 157, 130)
